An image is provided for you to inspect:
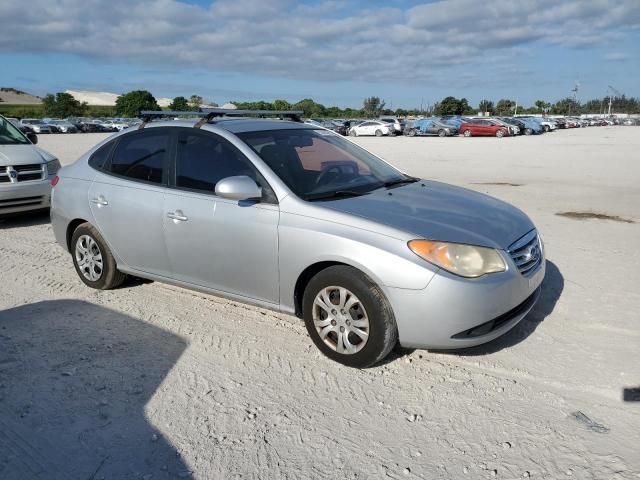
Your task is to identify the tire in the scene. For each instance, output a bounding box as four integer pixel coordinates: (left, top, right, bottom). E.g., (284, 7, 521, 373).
(524, 128, 532, 135)
(496, 129, 505, 138)
(302, 266, 398, 368)
(375, 130, 383, 137)
(71, 222, 127, 290)
(350, 129, 357, 137)
(543, 125, 550, 132)
(407, 129, 417, 137)
(463, 129, 472, 137)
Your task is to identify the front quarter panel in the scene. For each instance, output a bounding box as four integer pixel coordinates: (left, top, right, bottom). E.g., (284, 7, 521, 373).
(277, 205, 438, 314)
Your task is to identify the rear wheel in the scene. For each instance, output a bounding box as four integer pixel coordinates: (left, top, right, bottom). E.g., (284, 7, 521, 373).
(463, 129, 472, 137)
(71, 223, 127, 290)
(303, 266, 398, 368)
(375, 129, 383, 137)
(437, 129, 446, 137)
(524, 128, 532, 135)
(349, 129, 357, 137)
(407, 129, 417, 137)
(543, 125, 550, 132)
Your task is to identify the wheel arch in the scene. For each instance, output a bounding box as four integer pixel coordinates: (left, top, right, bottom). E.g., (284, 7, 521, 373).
(293, 260, 389, 318)
(66, 218, 90, 251)
(294, 261, 350, 318)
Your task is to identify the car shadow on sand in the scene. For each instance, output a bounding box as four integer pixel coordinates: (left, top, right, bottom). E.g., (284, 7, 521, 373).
(435, 260, 564, 357)
(0, 210, 51, 229)
(0, 300, 189, 480)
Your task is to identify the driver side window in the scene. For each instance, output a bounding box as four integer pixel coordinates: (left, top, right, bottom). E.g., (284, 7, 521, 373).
(174, 131, 259, 194)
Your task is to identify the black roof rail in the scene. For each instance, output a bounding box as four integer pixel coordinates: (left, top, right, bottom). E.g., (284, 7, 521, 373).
(138, 108, 304, 129)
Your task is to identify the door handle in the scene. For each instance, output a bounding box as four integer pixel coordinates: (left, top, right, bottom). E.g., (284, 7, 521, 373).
(91, 196, 108, 206)
(167, 211, 188, 222)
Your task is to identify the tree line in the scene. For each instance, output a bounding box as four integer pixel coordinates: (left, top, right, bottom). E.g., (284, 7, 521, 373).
(9, 90, 640, 119)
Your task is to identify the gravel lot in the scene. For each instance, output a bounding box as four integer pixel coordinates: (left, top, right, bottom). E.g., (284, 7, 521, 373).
(1, 128, 639, 479)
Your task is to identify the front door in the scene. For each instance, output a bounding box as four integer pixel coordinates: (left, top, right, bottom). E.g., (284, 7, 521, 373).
(162, 129, 280, 304)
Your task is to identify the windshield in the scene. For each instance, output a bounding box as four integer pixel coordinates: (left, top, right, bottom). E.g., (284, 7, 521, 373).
(0, 116, 30, 145)
(237, 128, 413, 201)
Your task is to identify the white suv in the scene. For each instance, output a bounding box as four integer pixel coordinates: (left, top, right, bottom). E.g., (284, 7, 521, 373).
(0, 115, 60, 215)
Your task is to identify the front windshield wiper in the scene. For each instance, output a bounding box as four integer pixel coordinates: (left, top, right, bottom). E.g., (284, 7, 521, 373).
(305, 190, 369, 201)
(381, 176, 420, 189)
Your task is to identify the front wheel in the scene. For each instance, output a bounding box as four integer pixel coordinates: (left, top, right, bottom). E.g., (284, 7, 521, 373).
(437, 129, 446, 137)
(71, 223, 127, 289)
(302, 266, 398, 368)
(496, 129, 505, 138)
(407, 129, 417, 137)
(350, 129, 357, 137)
(524, 128, 532, 135)
(375, 129, 383, 137)
(463, 129, 472, 137)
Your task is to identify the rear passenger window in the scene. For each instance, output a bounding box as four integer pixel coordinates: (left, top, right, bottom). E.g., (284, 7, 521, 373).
(109, 131, 169, 184)
(175, 131, 257, 192)
(88, 141, 115, 170)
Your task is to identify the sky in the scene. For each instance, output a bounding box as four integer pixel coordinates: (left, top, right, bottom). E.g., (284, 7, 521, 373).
(1, 0, 639, 109)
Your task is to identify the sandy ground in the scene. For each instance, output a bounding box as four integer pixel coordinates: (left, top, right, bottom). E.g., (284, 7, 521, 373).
(1, 128, 639, 479)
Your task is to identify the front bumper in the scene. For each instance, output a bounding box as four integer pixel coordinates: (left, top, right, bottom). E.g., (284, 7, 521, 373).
(386, 254, 546, 349)
(0, 179, 52, 215)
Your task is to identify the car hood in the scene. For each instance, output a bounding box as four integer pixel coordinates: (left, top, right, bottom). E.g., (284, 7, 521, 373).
(316, 180, 534, 250)
(0, 144, 52, 166)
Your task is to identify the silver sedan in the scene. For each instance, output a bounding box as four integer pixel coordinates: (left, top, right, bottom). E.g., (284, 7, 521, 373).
(50, 115, 545, 367)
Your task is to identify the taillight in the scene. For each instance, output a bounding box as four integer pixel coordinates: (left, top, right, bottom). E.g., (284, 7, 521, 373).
(51, 175, 60, 187)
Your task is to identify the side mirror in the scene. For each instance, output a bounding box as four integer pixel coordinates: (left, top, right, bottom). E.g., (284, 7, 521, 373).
(215, 176, 262, 201)
(27, 132, 38, 144)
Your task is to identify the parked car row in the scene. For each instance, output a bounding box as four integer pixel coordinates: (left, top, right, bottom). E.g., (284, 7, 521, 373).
(5, 117, 140, 134)
(305, 114, 636, 139)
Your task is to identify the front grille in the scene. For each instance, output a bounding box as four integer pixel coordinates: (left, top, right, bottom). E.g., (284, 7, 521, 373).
(508, 230, 542, 276)
(0, 196, 46, 209)
(1, 164, 45, 183)
(13, 163, 42, 172)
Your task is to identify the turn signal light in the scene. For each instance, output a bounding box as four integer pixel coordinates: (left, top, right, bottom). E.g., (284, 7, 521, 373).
(51, 175, 60, 187)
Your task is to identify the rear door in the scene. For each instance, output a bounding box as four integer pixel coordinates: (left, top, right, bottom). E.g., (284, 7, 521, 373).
(358, 122, 371, 135)
(162, 129, 280, 304)
(88, 128, 172, 276)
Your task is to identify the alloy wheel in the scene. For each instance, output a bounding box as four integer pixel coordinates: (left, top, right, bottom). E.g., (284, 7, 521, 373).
(75, 235, 103, 282)
(312, 286, 370, 354)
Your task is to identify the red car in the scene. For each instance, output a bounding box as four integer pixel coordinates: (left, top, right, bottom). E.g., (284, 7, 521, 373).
(459, 120, 510, 138)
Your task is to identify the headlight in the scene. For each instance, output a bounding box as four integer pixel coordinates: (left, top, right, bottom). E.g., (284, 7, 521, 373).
(47, 159, 61, 175)
(408, 240, 506, 278)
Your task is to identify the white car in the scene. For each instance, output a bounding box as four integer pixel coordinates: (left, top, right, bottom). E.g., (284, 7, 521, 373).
(19, 119, 53, 134)
(102, 120, 130, 131)
(379, 117, 404, 135)
(0, 115, 60, 215)
(349, 120, 393, 137)
(538, 119, 557, 132)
